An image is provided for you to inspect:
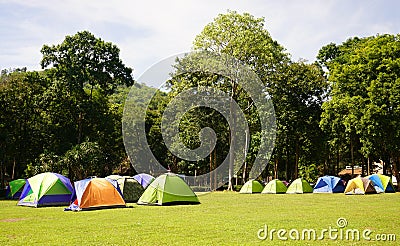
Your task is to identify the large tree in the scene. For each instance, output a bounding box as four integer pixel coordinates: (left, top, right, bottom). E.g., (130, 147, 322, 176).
(41, 31, 134, 144)
(168, 11, 289, 190)
(38, 31, 134, 179)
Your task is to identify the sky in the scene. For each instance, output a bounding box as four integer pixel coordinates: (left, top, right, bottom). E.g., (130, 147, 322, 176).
(1, 0, 400, 80)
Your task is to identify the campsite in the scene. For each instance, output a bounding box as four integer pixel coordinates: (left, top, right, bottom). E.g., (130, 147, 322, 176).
(1, 172, 399, 244)
(1, 1, 400, 245)
(1, 191, 399, 245)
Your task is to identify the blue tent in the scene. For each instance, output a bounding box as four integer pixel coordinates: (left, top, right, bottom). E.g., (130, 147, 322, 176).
(133, 173, 154, 188)
(313, 175, 345, 193)
(367, 174, 395, 193)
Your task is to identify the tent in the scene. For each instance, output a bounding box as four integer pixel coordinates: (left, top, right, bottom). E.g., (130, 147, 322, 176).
(262, 179, 287, 194)
(313, 175, 345, 193)
(18, 172, 73, 207)
(344, 177, 377, 195)
(133, 173, 154, 188)
(137, 173, 200, 205)
(66, 178, 126, 211)
(6, 179, 26, 199)
(239, 179, 264, 194)
(286, 178, 313, 194)
(106, 175, 144, 202)
(367, 174, 395, 193)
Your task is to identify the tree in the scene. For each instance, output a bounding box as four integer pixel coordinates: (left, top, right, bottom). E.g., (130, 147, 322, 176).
(40, 31, 134, 178)
(190, 10, 289, 190)
(61, 141, 105, 180)
(40, 31, 134, 144)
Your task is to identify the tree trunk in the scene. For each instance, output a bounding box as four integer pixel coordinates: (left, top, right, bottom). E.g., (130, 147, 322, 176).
(336, 149, 340, 176)
(242, 128, 249, 183)
(395, 157, 400, 192)
(383, 155, 389, 175)
(227, 81, 237, 191)
(361, 156, 365, 176)
(350, 139, 354, 166)
(294, 141, 299, 179)
(0, 161, 4, 190)
(210, 148, 213, 190)
(285, 150, 289, 181)
(214, 149, 217, 190)
(274, 158, 278, 179)
(12, 157, 16, 180)
(77, 111, 83, 144)
(350, 138, 354, 176)
(367, 157, 370, 176)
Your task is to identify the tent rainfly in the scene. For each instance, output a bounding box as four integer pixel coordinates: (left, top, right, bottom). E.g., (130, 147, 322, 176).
(138, 173, 199, 205)
(261, 179, 287, 194)
(66, 178, 126, 211)
(240, 179, 264, 194)
(344, 177, 377, 195)
(18, 172, 74, 207)
(367, 174, 395, 193)
(313, 175, 345, 193)
(286, 178, 313, 194)
(133, 173, 155, 189)
(6, 179, 26, 199)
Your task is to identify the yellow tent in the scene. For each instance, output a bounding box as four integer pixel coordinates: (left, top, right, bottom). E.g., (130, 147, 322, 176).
(344, 177, 376, 195)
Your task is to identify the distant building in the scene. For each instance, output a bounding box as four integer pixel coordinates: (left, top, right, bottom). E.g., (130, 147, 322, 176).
(338, 166, 363, 176)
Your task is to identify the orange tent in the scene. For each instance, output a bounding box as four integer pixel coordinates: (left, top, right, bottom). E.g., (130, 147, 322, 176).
(66, 178, 126, 211)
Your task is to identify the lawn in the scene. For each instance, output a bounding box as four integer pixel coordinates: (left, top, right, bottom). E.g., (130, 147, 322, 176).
(0, 192, 399, 245)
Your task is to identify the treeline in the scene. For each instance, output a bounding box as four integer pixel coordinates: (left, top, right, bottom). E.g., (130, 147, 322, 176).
(1, 11, 400, 189)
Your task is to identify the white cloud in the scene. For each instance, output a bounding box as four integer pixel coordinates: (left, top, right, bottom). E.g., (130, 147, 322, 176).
(1, 0, 399, 76)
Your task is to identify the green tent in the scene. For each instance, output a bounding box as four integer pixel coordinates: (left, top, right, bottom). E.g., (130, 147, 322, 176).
(18, 172, 74, 207)
(239, 179, 264, 194)
(137, 173, 200, 205)
(106, 175, 144, 202)
(6, 179, 26, 199)
(262, 179, 287, 194)
(286, 178, 313, 194)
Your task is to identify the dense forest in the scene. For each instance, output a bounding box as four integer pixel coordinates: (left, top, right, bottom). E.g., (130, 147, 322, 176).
(1, 11, 400, 190)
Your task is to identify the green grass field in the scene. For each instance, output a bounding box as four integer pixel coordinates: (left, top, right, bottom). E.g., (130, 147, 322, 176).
(0, 192, 399, 245)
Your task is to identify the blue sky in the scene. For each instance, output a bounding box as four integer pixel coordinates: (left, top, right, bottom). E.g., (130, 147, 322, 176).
(1, 0, 399, 78)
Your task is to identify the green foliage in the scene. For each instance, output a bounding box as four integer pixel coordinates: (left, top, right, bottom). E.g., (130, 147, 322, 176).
(271, 61, 327, 180)
(122, 180, 144, 202)
(62, 141, 105, 180)
(41, 30, 133, 95)
(319, 34, 400, 176)
(193, 10, 289, 76)
(0, 70, 49, 179)
(3, 13, 400, 188)
(298, 163, 321, 183)
(0, 31, 135, 185)
(25, 151, 62, 177)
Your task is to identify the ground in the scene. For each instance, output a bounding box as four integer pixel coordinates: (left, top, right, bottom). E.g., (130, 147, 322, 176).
(0, 192, 399, 245)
